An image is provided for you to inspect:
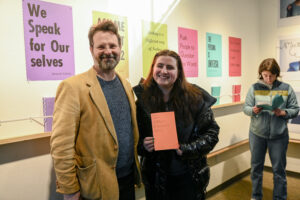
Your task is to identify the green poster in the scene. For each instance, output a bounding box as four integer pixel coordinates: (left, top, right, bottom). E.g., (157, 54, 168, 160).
(142, 21, 168, 78)
(92, 11, 129, 78)
(206, 33, 222, 77)
(211, 86, 221, 105)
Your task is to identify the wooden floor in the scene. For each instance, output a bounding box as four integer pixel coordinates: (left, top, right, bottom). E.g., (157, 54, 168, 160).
(136, 168, 300, 200)
(207, 168, 300, 200)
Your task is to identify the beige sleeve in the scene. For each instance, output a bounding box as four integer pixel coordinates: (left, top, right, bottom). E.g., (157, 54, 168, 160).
(50, 80, 80, 194)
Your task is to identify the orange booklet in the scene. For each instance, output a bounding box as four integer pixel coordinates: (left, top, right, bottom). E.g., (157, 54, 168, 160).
(151, 111, 179, 151)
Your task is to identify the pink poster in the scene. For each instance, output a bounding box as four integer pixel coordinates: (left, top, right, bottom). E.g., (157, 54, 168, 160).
(232, 84, 241, 102)
(178, 27, 198, 77)
(22, 0, 75, 81)
(229, 37, 241, 77)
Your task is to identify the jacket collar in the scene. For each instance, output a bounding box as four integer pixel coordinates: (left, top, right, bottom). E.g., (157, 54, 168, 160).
(257, 79, 281, 89)
(85, 68, 118, 142)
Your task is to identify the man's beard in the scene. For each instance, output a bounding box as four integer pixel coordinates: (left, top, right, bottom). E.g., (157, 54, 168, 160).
(97, 54, 119, 70)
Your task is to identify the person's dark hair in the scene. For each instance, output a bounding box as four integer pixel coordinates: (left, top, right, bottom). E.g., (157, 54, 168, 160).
(142, 49, 202, 124)
(88, 20, 121, 47)
(258, 58, 280, 79)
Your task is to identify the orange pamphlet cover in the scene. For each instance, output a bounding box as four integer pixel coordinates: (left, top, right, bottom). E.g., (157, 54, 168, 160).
(151, 111, 179, 151)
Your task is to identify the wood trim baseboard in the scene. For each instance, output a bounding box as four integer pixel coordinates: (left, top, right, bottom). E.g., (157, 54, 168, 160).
(212, 101, 244, 109)
(207, 139, 249, 166)
(0, 132, 51, 145)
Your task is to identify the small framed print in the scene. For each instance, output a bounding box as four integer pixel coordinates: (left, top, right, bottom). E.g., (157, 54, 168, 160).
(278, 0, 300, 26)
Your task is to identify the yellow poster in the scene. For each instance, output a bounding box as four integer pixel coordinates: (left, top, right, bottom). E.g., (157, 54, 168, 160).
(142, 21, 168, 78)
(92, 11, 129, 78)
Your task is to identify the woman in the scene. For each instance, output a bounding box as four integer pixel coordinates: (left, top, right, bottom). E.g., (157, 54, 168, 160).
(133, 49, 219, 200)
(243, 58, 299, 200)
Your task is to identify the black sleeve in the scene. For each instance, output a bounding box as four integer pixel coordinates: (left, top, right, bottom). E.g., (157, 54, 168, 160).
(136, 102, 151, 156)
(180, 108, 219, 158)
(133, 84, 150, 156)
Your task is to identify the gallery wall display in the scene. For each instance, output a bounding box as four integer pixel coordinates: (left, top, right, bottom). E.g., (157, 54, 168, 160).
(278, 0, 300, 26)
(2, 0, 245, 141)
(142, 21, 168, 77)
(43, 97, 55, 132)
(280, 0, 300, 19)
(178, 27, 198, 77)
(278, 35, 300, 81)
(22, 0, 75, 81)
(206, 32, 222, 77)
(229, 37, 242, 77)
(232, 84, 241, 103)
(211, 86, 221, 105)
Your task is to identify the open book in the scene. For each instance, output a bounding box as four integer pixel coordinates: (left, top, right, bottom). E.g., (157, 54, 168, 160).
(256, 94, 284, 111)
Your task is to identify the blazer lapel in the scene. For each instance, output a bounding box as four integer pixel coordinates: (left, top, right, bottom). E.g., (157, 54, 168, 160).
(86, 68, 118, 143)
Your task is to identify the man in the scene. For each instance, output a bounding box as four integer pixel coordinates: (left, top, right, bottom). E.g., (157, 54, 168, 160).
(50, 21, 141, 200)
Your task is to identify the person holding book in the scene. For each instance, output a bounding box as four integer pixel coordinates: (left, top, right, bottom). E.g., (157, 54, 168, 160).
(243, 58, 299, 200)
(50, 21, 141, 200)
(133, 49, 219, 200)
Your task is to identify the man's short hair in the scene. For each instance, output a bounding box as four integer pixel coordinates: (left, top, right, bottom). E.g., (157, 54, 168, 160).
(88, 20, 121, 47)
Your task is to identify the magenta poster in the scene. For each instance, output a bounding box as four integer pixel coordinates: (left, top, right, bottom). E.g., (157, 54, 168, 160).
(22, 0, 75, 81)
(229, 37, 241, 77)
(232, 84, 241, 102)
(178, 27, 198, 77)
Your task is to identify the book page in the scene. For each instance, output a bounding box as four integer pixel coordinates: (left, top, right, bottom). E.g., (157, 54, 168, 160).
(272, 94, 284, 109)
(256, 95, 283, 110)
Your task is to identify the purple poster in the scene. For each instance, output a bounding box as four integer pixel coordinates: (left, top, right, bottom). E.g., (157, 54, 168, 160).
(22, 0, 75, 81)
(43, 97, 55, 132)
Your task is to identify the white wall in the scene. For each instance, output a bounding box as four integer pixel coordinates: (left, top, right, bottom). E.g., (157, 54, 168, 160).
(0, 138, 62, 200)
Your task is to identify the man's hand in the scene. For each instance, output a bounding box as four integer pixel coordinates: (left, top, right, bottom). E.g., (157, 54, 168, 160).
(143, 137, 154, 152)
(64, 191, 80, 200)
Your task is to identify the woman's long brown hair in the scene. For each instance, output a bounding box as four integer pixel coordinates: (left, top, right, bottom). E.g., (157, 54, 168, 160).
(142, 49, 202, 124)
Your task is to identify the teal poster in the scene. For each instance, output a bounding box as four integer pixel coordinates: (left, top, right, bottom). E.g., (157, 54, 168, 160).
(206, 33, 222, 77)
(211, 86, 221, 105)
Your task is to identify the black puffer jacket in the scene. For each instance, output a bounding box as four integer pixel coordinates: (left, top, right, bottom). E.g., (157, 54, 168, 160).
(133, 84, 219, 200)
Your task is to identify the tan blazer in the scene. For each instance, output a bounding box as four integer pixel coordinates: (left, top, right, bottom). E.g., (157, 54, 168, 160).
(50, 68, 141, 200)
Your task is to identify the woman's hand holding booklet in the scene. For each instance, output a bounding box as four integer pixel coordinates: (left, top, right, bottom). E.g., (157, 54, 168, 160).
(256, 94, 284, 111)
